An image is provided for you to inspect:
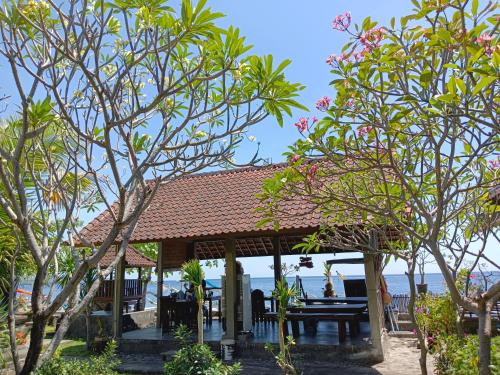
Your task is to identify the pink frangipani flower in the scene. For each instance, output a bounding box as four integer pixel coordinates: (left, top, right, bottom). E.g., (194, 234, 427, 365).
(476, 33, 496, 56)
(357, 125, 373, 137)
(332, 11, 351, 32)
(294, 117, 309, 132)
(315, 96, 331, 111)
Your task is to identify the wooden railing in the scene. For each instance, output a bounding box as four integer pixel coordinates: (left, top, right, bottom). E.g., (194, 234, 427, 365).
(96, 279, 143, 299)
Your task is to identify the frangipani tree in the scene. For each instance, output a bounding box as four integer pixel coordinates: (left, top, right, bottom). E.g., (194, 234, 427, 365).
(260, 1, 498, 374)
(0, 0, 305, 372)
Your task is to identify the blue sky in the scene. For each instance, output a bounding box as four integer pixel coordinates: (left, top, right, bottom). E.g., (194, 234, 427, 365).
(199, 0, 414, 278)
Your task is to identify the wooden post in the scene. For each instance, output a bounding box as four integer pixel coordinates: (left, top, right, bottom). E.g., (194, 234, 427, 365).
(112, 246, 125, 339)
(187, 242, 195, 260)
(137, 267, 142, 311)
(364, 230, 385, 361)
(223, 238, 237, 341)
(156, 241, 163, 329)
(272, 236, 281, 283)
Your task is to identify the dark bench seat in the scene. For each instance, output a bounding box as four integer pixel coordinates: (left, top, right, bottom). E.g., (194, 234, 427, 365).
(264, 312, 361, 342)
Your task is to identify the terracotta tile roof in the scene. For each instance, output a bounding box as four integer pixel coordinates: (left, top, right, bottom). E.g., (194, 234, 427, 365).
(78, 163, 321, 245)
(99, 246, 155, 268)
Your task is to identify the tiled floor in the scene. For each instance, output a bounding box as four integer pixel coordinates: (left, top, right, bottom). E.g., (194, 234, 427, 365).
(122, 320, 371, 346)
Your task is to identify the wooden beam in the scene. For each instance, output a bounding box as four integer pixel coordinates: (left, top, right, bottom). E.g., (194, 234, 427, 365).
(156, 241, 163, 329)
(326, 258, 364, 265)
(223, 238, 237, 341)
(272, 236, 281, 283)
(112, 246, 125, 339)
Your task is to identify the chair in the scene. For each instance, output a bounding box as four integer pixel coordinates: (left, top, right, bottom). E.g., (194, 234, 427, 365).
(343, 279, 367, 297)
(251, 289, 267, 324)
(175, 301, 198, 328)
(160, 296, 177, 333)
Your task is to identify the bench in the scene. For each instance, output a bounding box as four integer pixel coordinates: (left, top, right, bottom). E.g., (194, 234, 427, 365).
(264, 312, 361, 342)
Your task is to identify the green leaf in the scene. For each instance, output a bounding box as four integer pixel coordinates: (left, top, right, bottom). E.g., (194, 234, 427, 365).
(472, 76, 496, 95)
(455, 78, 467, 95)
(471, 0, 478, 16)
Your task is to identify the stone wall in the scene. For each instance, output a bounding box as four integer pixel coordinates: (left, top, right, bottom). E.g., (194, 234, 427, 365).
(65, 309, 156, 340)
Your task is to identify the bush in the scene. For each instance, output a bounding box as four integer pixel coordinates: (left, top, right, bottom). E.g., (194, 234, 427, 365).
(164, 343, 241, 375)
(434, 335, 500, 375)
(415, 293, 457, 342)
(34, 340, 120, 375)
(164, 325, 241, 375)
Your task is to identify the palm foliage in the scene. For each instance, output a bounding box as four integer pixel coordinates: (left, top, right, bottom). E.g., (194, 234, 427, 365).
(181, 260, 205, 344)
(0, 301, 9, 369)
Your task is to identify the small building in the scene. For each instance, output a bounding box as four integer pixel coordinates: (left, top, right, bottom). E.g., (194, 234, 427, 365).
(78, 163, 393, 361)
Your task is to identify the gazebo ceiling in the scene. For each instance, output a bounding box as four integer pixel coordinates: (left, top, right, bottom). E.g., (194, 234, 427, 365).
(194, 235, 322, 260)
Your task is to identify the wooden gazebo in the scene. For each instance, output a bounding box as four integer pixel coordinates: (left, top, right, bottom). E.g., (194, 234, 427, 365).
(78, 163, 390, 360)
(94, 246, 155, 312)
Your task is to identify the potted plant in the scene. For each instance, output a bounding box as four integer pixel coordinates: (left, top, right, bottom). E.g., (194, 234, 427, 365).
(323, 262, 336, 297)
(416, 250, 429, 294)
(181, 259, 205, 344)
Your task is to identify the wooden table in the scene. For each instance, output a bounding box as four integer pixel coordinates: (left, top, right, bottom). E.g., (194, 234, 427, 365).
(299, 297, 368, 305)
(264, 311, 362, 342)
(288, 303, 367, 314)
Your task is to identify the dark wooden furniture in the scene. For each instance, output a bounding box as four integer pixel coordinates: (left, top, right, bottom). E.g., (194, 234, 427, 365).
(264, 311, 362, 342)
(160, 296, 178, 333)
(251, 289, 268, 324)
(343, 279, 367, 297)
(300, 297, 368, 305)
(288, 303, 367, 314)
(174, 300, 198, 328)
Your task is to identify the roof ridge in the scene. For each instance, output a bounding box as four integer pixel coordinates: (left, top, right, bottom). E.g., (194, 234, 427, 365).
(155, 158, 321, 184)
(157, 161, 289, 184)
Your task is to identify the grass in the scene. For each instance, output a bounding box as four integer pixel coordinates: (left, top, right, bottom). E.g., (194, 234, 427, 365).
(59, 340, 89, 357)
(43, 325, 90, 358)
(44, 325, 56, 339)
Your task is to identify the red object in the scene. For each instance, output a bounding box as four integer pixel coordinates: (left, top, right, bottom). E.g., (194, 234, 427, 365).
(16, 288, 32, 295)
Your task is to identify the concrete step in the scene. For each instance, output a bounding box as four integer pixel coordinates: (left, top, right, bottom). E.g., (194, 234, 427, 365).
(388, 330, 415, 338)
(397, 320, 416, 331)
(397, 313, 411, 321)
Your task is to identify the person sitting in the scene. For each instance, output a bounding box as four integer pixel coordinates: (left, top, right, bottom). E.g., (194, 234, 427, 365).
(185, 283, 195, 301)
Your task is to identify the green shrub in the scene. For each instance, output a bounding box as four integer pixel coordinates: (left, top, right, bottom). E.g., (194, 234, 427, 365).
(164, 325, 240, 375)
(164, 343, 241, 375)
(434, 335, 500, 375)
(34, 340, 120, 375)
(415, 293, 457, 340)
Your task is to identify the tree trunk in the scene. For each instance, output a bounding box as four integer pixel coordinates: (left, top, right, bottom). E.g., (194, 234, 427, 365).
(20, 314, 47, 375)
(278, 318, 285, 354)
(197, 300, 203, 344)
(407, 260, 428, 375)
(140, 273, 151, 311)
(85, 312, 92, 350)
(477, 301, 492, 375)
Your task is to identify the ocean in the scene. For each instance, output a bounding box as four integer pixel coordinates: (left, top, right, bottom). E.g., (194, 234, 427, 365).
(153, 272, 500, 308)
(18, 272, 499, 309)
